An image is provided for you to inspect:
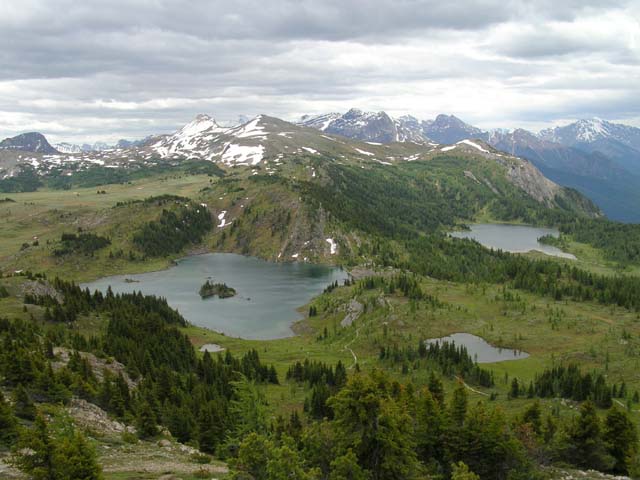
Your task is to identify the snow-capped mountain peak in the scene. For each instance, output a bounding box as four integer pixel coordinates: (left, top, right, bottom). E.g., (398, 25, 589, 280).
(54, 142, 83, 154)
(298, 108, 428, 143)
(152, 113, 226, 157)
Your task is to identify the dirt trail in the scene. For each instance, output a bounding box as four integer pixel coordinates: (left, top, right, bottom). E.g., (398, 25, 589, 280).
(456, 376, 490, 397)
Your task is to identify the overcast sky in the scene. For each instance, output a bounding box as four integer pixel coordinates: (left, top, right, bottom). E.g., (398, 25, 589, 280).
(1, 0, 639, 143)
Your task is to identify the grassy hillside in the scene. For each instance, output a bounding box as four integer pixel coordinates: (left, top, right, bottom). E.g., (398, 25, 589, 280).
(0, 153, 637, 479)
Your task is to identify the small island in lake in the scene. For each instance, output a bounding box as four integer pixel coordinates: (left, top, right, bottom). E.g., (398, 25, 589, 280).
(199, 280, 236, 299)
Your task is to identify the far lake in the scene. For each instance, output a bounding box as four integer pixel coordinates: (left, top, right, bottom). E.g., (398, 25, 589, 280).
(425, 333, 529, 363)
(83, 253, 348, 340)
(450, 223, 576, 259)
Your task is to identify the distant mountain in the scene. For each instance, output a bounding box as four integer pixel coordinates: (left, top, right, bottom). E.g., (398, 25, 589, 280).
(116, 136, 157, 149)
(54, 142, 83, 154)
(0, 132, 59, 154)
(421, 114, 485, 144)
(539, 119, 640, 175)
(1, 113, 594, 216)
(487, 128, 627, 181)
(300, 109, 640, 222)
(82, 142, 112, 152)
(299, 108, 426, 143)
(487, 128, 640, 222)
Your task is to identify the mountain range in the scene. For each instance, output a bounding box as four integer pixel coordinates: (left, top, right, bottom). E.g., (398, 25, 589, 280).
(298, 110, 640, 222)
(1, 109, 638, 221)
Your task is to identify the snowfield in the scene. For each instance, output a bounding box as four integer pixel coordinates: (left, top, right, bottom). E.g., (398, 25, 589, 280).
(457, 139, 490, 153)
(326, 238, 337, 255)
(221, 144, 265, 166)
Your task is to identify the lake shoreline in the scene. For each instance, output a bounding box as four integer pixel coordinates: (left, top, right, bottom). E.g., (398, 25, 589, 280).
(450, 223, 576, 260)
(83, 252, 348, 341)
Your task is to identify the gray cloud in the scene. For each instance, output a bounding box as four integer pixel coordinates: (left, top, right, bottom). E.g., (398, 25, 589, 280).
(0, 0, 638, 142)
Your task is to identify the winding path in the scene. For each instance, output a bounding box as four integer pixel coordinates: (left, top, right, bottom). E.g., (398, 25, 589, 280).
(456, 376, 490, 397)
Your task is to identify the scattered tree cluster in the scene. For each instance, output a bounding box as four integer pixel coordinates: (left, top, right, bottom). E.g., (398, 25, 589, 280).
(53, 232, 111, 257)
(132, 202, 212, 257)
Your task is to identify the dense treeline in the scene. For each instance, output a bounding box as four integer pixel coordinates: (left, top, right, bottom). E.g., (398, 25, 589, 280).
(230, 370, 639, 479)
(299, 161, 640, 312)
(393, 235, 640, 311)
(286, 359, 347, 388)
(301, 159, 590, 241)
(528, 364, 613, 408)
(0, 167, 42, 192)
(53, 232, 111, 256)
(12, 278, 280, 455)
(5, 276, 640, 478)
(378, 340, 495, 388)
(356, 273, 441, 305)
(287, 359, 348, 420)
(24, 277, 185, 326)
(132, 201, 212, 256)
(559, 218, 640, 265)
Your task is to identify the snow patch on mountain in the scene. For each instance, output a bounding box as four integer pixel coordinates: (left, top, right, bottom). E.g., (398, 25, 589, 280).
(457, 139, 490, 153)
(326, 238, 337, 255)
(353, 148, 374, 156)
(221, 144, 264, 165)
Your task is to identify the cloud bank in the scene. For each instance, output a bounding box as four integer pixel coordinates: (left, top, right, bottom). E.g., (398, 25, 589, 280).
(0, 0, 638, 142)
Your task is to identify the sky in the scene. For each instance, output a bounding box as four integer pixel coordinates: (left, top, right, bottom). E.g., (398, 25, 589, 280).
(0, 0, 639, 143)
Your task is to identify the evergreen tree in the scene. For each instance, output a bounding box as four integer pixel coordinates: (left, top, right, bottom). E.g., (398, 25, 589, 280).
(235, 432, 272, 480)
(266, 442, 319, 480)
(135, 401, 157, 439)
(521, 401, 542, 436)
(428, 372, 445, 406)
(561, 401, 613, 471)
(449, 403, 532, 480)
(197, 399, 226, 454)
(301, 420, 336, 478)
(228, 378, 267, 441)
(329, 373, 417, 480)
(51, 429, 102, 480)
(604, 406, 638, 474)
(0, 391, 18, 446)
(415, 387, 443, 466)
(451, 461, 480, 480)
(329, 449, 370, 480)
(12, 414, 55, 480)
(13, 384, 36, 420)
(449, 383, 468, 427)
(509, 378, 520, 399)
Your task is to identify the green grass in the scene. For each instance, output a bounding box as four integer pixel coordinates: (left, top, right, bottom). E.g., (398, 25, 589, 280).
(2, 170, 640, 434)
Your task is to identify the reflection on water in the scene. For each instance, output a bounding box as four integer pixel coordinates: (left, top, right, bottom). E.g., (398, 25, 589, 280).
(425, 332, 529, 363)
(83, 253, 347, 340)
(451, 223, 576, 259)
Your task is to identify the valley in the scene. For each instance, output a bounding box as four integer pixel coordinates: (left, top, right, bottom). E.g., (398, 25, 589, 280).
(1, 114, 640, 480)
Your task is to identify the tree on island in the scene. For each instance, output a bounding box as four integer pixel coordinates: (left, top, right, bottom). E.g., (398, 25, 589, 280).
(199, 280, 237, 299)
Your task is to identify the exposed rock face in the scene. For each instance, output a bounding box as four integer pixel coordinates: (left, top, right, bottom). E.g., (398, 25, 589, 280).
(421, 114, 485, 144)
(300, 108, 426, 143)
(504, 158, 561, 207)
(67, 398, 133, 437)
(53, 347, 137, 390)
(0, 132, 59, 154)
(21, 280, 63, 303)
(341, 299, 363, 327)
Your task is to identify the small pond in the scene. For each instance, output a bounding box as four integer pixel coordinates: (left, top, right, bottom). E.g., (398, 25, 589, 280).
(425, 333, 529, 363)
(450, 223, 576, 259)
(83, 253, 348, 340)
